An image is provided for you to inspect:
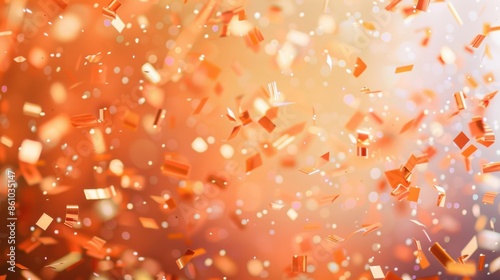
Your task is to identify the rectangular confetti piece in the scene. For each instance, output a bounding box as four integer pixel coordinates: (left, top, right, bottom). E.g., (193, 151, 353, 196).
(36, 213, 53, 230)
(395, 64, 413, 73)
(429, 242, 455, 267)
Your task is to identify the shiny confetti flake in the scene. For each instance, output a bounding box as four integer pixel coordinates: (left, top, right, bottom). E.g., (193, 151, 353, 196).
(36, 213, 53, 230)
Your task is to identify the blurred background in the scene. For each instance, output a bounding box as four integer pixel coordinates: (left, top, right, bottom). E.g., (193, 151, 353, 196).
(1, 0, 500, 279)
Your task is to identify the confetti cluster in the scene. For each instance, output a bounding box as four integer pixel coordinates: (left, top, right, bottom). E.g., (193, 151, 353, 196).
(1, 0, 500, 279)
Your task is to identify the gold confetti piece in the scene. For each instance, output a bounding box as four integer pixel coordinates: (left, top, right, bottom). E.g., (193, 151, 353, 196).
(153, 109, 167, 128)
(453, 132, 469, 149)
(356, 130, 370, 157)
(299, 166, 320, 175)
(161, 158, 190, 179)
(414, 239, 430, 269)
(353, 57, 366, 78)
(18, 139, 42, 164)
(98, 108, 110, 124)
(0, 30, 13, 36)
(258, 116, 276, 133)
(466, 75, 478, 88)
(369, 265, 385, 279)
(246, 153, 262, 172)
(0, 136, 13, 148)
(85, 52, 103, 63)
(461, 144, 477, 158)
(291, 255, 307, 272)
(482, 192, 498, 204)
(176, 249, 196, 269)
(36, 213, 53, 230)
(448, 2, 463, 25)
(225, 108, 237, 122)
(70, 114, 99, 128)
(395, 64, 413, 73)
(325, 234, 345, 243)
(14, 56, 26, 63)
(269, 203, 285, 210)
(478, 254, 485, 271)
(446, 262, 476, 276)
(460, 236, 478, 263)
(385, 0, 402, 11)
(453, 91, 467, 110)
(139, 217, 159, 229)
(360, 87, 382, 94)
(23, 102, 43, 117)
(111, 15, 125, 33)
(471, 34, 486, 48)
(45, 252, 82, 272)
(141, 62, 161, 84)
(102, 0, 122, 19)
(362, 22, 376, 31)
(64, 205, 79, 228)
(345, 111, 364, 132)
(384, 271, 402, 280)
(416, 0, 430, 11)
(239, 111, 252, 125)
(83, 185, 116, 200)
(410, 219, 426, 227)
(407, 187, 420, 202)
(192, 97, 209, 115)
(433, 185, 446, 207)
(483, 71, 495, 83)
(430, 242, 456, 268)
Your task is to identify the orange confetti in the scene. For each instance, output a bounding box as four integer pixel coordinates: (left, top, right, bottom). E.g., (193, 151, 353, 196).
(176, 249, 196, 269)
(102, 0, 122, 19)
(245, 153, 262, 172)
(416, 0, 430, 12)
(385, 0, 402, 11)
(192, 97, 209, 115)
(161, 158, 190, 179)
(429, 242, 455, 268)
(64, 205, 79, 228)
(291, 255, 307, 272)
(478, 254, 486, 270)
(453, 132, 470, 149)
(225, 125, 241, 140)
(239, 111, 252, 125)
(353, 57, 367, 78)
(461, 144, 477, 158)
(258, 116, 276, 133)
(407, 187, 420, 202)
(245, 27, 264, 45)
(482, 192, 498, 204)
(395, 64, 413, 73)
(454, 91, 467, 110)
(471, 34, 486, 48)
